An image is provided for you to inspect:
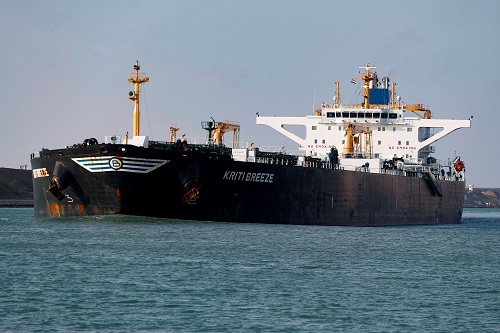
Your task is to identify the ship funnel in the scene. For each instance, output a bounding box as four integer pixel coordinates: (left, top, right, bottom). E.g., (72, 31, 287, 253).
(369, 73, 378, 89)
(382, 77, 389, 89)
(48, 161, 74, 201)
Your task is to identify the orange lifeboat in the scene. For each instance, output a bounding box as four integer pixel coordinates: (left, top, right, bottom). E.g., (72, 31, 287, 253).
(454, 159, 465, 172)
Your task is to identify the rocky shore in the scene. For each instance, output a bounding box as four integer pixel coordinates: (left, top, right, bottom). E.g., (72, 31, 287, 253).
(464, 188, 500, 208)
(0, 167, 498, 208)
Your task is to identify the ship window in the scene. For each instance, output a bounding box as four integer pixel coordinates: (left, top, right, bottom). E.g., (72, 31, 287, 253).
(314, 139, 317, 143)
(357, 112, 365, 118)
(365, 112, 372, 118)
(407, 127, 412, 132)
(381, 113, 388, 119)
(327, 112, 335, 118)
(373, 112, 380, 118)
(406, 154, 409, 158)
(375, 153, 380, 158)
(389, 113, 397, 119)
(339, 126, 342, 131)
(378, 127, 381, 131)
(312, 126, 317, 130)
(382, 127, 386, 131)
(350, 112, 357, 118)
(342, 112, 349, 118)
(406, 141, 409, 145)
(398, 141, 401, 145)
(322, 139, 325, 144)
(378, 140, 381, 145)
(342, 140, 345, 144)
(393, 127, 396, 131)
(328, 126, 331, 130)
(336, 112, 341, 117)
(394, 154, 398, 157)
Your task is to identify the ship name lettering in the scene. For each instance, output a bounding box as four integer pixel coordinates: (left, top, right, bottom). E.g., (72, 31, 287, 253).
(389, 146, 417, 150)
(223, 171, 274, 183)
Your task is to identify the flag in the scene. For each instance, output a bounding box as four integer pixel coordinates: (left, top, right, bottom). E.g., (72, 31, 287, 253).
(351, 78, 357, 84)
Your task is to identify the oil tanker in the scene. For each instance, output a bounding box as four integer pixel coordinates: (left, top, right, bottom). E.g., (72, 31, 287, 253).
(30, 61, 471, 226)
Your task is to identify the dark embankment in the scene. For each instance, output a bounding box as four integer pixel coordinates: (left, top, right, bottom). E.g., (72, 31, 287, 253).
(464, 188, 500, 208)
(0, 167, 33, 207)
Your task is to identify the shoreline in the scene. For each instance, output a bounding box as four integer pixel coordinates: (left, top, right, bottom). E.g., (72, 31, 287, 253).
(0, 199, 34, 208)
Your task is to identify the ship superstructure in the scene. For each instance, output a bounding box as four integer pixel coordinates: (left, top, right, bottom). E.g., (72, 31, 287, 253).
(257, 63, 471, 174)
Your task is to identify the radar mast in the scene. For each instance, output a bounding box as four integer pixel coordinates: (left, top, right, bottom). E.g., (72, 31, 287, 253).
(128, 60, 149, 137)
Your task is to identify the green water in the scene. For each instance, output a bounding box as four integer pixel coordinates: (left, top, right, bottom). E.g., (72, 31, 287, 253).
(1, 208, 499, 332)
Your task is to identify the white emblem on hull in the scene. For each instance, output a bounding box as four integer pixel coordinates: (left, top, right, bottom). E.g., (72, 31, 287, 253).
(72, 156, 169, 173)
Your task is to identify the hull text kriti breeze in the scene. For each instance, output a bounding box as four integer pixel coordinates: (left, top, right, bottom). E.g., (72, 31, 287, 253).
(31, 61, 471, 226)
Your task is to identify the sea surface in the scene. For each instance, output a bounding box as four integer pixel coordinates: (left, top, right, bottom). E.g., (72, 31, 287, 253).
(0, 208, 499, 332)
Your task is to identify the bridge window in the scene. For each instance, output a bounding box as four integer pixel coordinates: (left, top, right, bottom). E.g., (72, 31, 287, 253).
(389, 113, 398, 119)
(350, 112, 357, 118)
(373, 112, 380, 118)
(336, 112, 341, 117)
(381, 113, 388, 119)
(365, 112, 372, 118)
(342, 112, 349, 118)
(327, 112, 335, 118)
(357, 112, 365, 118)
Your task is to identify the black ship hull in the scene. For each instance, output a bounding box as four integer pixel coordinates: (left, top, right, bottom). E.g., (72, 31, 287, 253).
(30, 143, 465, 226)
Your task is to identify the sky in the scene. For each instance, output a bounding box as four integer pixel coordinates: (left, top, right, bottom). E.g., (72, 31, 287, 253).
(1, 0, 499, 187)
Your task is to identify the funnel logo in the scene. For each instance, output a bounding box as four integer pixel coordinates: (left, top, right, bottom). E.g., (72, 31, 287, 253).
(72, 156, 169, 173)
(109, 158, 123, 170)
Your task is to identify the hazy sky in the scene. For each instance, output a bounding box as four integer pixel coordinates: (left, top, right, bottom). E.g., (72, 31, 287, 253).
(2, 0, 499, 187)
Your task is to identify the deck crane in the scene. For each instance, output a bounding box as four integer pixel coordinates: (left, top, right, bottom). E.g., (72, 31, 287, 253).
(201, 119, 240, 148)
(405, 104, 432, 119)
(213, 121, 240, 148)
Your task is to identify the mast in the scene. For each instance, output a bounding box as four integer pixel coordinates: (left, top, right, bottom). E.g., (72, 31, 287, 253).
(359, 63, 376, 109)
(128, 60, 149, 137)
(334, 81, 341, 108)
(391, 81, 396, 109)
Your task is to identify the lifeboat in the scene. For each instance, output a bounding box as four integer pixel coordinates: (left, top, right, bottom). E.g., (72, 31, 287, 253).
(454, 158, 465, 172)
